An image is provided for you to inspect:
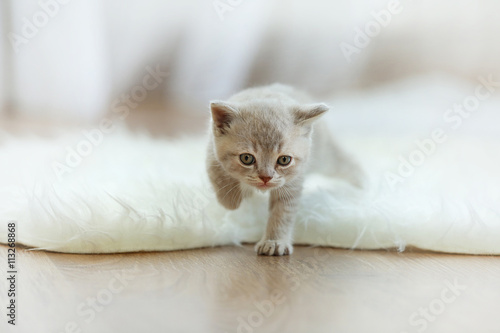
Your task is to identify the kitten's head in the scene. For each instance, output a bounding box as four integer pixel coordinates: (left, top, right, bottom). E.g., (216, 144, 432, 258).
(209, 99, 328, 190)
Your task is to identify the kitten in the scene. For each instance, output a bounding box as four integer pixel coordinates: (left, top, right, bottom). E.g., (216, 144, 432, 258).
(206, 84, 363, 256)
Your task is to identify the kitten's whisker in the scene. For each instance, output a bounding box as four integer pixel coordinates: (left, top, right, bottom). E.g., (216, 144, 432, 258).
(280, 186, 296, 207)
(216, 181, 237, 194)
(277, 187, 288, 205)
(221, 183, 239, 204)
(284, 189, 293, 206)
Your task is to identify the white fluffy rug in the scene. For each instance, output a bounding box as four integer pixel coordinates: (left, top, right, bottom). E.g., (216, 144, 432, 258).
(1, 75, 500, 254)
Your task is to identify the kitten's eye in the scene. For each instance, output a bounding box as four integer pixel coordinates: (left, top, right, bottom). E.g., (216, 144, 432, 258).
(277, 155, 292, 166)
(240, 153, 255, 165)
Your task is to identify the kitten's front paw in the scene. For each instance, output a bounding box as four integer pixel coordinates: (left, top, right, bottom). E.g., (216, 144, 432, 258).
(255, 239, 293, 256)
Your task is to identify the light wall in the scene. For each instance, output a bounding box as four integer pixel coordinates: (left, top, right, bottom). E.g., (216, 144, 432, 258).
(1, 0, 500, 121)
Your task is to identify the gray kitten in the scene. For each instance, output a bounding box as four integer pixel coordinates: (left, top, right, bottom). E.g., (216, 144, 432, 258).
(206, 84, 363, 256)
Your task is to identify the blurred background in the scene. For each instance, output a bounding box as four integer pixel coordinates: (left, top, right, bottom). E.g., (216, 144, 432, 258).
(1, 0, 500, 135)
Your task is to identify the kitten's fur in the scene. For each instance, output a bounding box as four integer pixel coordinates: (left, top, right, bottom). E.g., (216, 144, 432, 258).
(206, 84, 363, 256)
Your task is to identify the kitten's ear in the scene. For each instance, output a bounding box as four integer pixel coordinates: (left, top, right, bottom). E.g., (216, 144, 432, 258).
(210, 101, 238, 134)
(293, 103, 329, 126)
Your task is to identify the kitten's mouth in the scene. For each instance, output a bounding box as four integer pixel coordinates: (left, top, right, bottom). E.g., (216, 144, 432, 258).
(255, 182, 275, 190)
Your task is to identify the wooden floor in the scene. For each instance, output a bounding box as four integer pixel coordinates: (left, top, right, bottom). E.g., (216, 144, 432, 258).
(1, 245, 499, 333)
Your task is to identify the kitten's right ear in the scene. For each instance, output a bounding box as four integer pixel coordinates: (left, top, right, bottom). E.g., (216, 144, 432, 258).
(293, 103, 329, 126)
(210, 101, 238, 134)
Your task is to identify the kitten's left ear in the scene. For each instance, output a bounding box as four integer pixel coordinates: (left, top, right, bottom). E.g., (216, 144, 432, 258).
(293, 103, 329, 126)
(210, 100, 238, 134)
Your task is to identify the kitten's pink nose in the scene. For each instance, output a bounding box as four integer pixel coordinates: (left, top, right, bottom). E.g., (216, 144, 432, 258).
(259, 176, 273, 184)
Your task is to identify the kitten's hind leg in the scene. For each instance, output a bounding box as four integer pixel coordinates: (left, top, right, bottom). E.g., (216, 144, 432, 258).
(310, 122, 366, 189)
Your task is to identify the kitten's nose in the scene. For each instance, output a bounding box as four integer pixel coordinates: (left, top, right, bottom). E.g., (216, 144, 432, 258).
(259, 175, 273, 184)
